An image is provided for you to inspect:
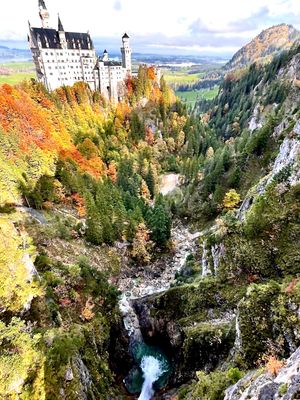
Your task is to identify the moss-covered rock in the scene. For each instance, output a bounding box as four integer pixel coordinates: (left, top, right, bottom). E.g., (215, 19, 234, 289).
(181, 322, 235, 376)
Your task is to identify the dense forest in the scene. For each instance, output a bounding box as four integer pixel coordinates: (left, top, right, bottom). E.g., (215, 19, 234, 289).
(1, 41, 300, 399)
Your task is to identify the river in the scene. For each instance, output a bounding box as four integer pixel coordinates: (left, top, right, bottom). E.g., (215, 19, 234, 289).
(118, 174, 200, 399)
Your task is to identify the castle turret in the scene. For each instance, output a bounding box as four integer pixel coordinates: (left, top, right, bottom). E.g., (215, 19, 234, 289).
(121, 33, 132, 73)
(39, 0, 50, 29)
(103, 49, 109, 61)
(58, 15, 67, 49)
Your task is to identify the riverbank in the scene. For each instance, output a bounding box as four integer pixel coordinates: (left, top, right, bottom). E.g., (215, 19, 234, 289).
(117, 220, 201, 399)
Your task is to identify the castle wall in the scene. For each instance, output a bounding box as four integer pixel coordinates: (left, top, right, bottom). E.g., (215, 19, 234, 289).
(32, 47, 97, 91)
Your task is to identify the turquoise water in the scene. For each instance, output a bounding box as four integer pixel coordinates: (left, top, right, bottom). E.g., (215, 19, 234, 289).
(125, 342, 172, 395)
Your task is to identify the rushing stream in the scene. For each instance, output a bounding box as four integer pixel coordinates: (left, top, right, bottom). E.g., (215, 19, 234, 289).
(138, 356, 167, 400)
(118, 174, 200, 399)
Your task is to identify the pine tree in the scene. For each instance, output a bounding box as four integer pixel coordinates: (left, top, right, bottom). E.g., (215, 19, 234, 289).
(145, 167, 156, 199)
(85, 196, 103, 245)
(130, 112, 144, 143)
(147, 195, 171, 247)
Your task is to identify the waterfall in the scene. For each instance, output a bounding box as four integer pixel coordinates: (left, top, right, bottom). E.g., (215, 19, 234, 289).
(119, 293, 142, 341)
(138, 356, 166, 400)
(201, 240, 210, 276)
(234, 310, 242, 349)
(119, 222, 200, 397)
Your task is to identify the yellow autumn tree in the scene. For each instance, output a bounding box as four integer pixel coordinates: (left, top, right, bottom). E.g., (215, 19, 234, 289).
(140, 179, 151, 203)
(131, 223, 153, 264)
(223, 189, 241, 209)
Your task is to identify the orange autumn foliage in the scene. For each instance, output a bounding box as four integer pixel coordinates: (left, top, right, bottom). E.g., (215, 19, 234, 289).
(0, 81, 106, 178)
(125, 76, 134, 96)
(80, 297, 95, 321)
(145, 126, 154, 145)
(107, 161, 117, 183)
(71, 193, 86, 217)
(284, 278, 299, 295)
(265, 355, 284, 376)
(147, 66, 156, 81)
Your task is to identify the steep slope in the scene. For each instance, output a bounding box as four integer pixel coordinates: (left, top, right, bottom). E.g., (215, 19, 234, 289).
(1, 39, 300, 400)
(225, 24, 300, 70)
(0, 70, 180, 398)
(134, 43, 300, 399)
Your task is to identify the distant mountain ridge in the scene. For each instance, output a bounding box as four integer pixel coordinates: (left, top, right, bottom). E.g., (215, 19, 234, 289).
(0, 45, 31, 62)
(225, 23, 300, 70)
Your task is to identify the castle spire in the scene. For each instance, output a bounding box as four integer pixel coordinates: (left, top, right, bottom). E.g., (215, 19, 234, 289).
(58, 15, 64, 31)
(58, 14, 67, 49)
(38, 0, 47, 9)
(39, 0, 50, 28)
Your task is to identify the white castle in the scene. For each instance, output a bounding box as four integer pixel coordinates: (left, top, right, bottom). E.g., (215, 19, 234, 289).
(28, 0, 132, 102)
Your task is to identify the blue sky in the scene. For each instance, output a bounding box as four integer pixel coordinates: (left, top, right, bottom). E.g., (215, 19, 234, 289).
(1, 0, 300, 55)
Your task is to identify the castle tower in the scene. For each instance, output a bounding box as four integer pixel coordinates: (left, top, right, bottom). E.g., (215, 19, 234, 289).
(58, 15, 67, 49)
(121, 33, 132, 73)
(103, 49, 109, 61)
(39, 0, 50, 29)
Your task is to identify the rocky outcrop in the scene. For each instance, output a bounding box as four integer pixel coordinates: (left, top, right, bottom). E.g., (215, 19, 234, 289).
(117, 223, 200, 299)
(225, 346, 300, 400)
(237, 120, 300, 221)
(249, 105, 263, 132)
(266, 135, 300, 187)
(132, 281, 237, 385)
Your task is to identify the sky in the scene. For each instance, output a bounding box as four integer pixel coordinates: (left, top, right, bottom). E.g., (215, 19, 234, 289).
(1, 0, 300, 56)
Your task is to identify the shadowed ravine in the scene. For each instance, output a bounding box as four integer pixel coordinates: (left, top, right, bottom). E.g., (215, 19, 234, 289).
(118, 175, 200, 399)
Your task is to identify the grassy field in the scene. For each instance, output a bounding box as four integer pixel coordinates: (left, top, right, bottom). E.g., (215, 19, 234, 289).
(163, 70, 205, 84)
(0, 61, 35, 85)
(1, 62, 34, 70)
(176, 86, 219, 106)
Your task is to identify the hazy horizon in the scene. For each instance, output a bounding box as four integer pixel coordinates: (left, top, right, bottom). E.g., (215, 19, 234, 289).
(1, 0, 300, 57)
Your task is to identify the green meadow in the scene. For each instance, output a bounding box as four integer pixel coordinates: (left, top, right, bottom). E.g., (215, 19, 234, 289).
(176, 86, 219, 106)
(164, 70, 205, 84)
(0, 61, 35, 85)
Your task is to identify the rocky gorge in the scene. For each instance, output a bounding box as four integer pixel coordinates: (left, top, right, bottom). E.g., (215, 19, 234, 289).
(113, 175, 202, 398)
(113, 100, 300, 398)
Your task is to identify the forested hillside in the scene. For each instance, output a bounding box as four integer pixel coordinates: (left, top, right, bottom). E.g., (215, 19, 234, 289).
(0, 67, 186, 398)
(149, 42, 300, 399)
(1, 41, 300, 399)
(225, 24, 300, 70)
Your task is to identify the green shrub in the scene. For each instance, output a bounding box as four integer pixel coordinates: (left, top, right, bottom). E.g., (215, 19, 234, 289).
(279, 383, 288, 396)
(190, 367, 244, 400)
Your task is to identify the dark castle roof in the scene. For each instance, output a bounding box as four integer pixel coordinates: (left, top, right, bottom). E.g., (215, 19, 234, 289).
(104, 61, 122, 66)
(122, 33, 129, 39)
(94, 59, 122, 69)
(58, 16, 64, 32)
(30, 27, 94, 50)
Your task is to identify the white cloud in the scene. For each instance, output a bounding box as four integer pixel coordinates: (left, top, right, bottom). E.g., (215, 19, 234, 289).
(1, 0, 300, 54)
